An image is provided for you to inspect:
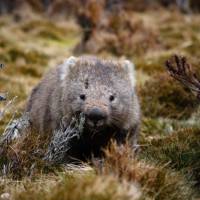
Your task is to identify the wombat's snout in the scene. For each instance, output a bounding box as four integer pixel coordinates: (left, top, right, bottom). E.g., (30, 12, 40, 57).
(85, 107, 107, 127)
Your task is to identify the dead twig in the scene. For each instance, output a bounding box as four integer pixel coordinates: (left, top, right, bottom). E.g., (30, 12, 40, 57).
(165, 55, 200, 99)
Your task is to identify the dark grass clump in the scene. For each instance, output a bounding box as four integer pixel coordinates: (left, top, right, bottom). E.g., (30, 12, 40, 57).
(0, 113, 86, 178)
(0, 128, 52, 179)
(0, 113, 57, 179)
(100, 142, 194, 200)
(140, 127, 200, 190)
(139, 73, 199, 119)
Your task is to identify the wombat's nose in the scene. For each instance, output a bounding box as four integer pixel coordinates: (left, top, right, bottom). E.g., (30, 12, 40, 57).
(87, 108, 106, 122)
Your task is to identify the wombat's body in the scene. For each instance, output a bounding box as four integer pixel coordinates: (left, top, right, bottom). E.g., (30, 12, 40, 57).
(26, 56, 140, 160)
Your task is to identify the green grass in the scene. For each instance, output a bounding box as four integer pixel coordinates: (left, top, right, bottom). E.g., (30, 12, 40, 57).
(140, 128, 200, 190)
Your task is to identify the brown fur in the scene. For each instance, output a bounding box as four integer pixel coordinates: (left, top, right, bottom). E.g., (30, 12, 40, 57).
(26, 56, 140, 160)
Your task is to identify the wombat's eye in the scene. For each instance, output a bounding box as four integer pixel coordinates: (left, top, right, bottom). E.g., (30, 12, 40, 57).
(84, 79, 89, 89)
(80, 94, 86, 101)
(109, 95, 115, 102)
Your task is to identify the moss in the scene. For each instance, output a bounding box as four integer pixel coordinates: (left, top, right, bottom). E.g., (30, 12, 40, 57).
(139, 73, 199, 119)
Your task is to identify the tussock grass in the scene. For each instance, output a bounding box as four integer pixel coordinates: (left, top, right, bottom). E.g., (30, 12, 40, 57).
(0, 129, 52, 179)
(139, 73, 199, 119)
(12, 174, 141, 200)
(102, 143, 194, 200)
(0, 141, 194, 200)
(141, 127, 200, 189)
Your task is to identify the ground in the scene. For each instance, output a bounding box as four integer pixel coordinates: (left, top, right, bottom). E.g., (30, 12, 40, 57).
(0, 7, 200, 200)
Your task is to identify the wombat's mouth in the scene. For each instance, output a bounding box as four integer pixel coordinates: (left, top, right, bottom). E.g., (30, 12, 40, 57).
(81, 107, 108, 130)
(86, 119, 107, 129)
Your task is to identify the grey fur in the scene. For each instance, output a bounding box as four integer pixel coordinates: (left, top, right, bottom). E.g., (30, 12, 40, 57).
(26, 56, 141, 154)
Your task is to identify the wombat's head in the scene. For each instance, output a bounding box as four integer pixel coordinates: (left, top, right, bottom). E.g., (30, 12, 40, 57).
(60, 56, 136, 130)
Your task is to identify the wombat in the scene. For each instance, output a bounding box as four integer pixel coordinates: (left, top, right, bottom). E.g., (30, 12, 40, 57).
(26, 56, 140, 161)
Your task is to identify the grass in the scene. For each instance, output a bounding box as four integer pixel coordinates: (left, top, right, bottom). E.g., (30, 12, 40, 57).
(12, 173, 141, 200)
(139, 73, 199, 119)
(140, 128, 200, 190)
(0, 4, 200, 200)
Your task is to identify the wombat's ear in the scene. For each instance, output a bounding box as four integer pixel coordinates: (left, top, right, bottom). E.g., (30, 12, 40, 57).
(122, 60, 136, 87)
(59, 56, 77, 81)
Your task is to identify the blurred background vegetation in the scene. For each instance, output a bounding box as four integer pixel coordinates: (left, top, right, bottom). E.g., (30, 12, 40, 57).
(0, 0, 200, 199)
